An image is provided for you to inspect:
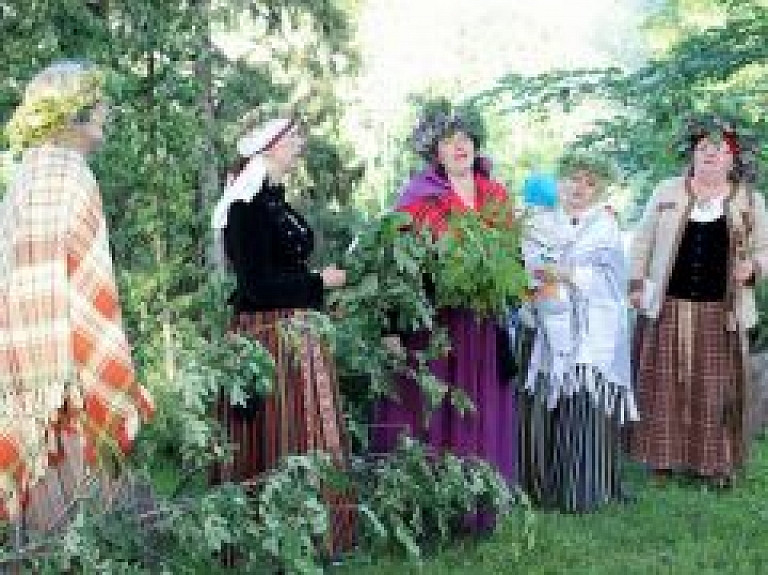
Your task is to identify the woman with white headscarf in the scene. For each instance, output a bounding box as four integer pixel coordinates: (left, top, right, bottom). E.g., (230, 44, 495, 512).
(210, 109, 354, 553)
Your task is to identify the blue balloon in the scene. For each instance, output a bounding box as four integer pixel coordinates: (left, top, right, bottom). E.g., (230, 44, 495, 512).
(522, 173, 558, 208)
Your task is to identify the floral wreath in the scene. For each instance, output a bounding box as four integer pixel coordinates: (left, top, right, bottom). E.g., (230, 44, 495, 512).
(676, 112, 759, 184)
(5, 69, 106, 153)
(410, 98, 487, 160)
(557, 149, 620, 187)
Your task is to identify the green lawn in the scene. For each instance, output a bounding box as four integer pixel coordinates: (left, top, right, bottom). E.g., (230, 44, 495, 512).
(336, 436, 768, 575)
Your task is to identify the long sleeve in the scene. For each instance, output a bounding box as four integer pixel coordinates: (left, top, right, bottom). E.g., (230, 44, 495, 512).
(749, 189, 768, 279)
(629, 183, 664, 291)
(224, 200, 324, 311)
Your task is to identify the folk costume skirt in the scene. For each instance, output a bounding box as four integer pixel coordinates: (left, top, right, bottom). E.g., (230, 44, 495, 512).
(212, 309, 355, 554)
(372, 308, 518, 531)
(516, 328, 627, 513)
(630, 297, 747, 478)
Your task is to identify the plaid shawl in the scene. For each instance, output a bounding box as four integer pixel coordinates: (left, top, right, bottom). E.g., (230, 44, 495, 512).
(0, 147, 153, 520)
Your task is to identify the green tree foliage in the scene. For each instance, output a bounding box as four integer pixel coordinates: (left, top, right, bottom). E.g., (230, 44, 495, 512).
(471, 0, 768, 205)
(0, 0, 363, 465)
(468, 0, 768, 348)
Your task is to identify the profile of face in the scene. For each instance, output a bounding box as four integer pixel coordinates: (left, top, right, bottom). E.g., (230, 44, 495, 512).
(263, 123, 306, 174)
(560, 170, 599, 213)
(76, 101, 109, 152)
(692, 135, 734, 181)
(436, 130, 475, 177)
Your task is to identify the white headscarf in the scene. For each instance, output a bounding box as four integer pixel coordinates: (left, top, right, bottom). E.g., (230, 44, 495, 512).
(210, 117, 293, 270)
(211, 117, 294, 230)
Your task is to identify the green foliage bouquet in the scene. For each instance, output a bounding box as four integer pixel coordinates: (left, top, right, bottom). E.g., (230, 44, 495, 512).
(329, 212, 462, 433)
(334, 211, 435, 337)
(430, 198, 528, 318)
(358, 437, 534, 560)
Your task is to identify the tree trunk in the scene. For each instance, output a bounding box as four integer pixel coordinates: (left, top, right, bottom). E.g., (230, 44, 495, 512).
(192, 0, 219, 269)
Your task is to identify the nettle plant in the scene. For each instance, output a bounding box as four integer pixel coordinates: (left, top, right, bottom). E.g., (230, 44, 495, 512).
(24, 454, 341, 575)
(21, 440, 532, 574)
(132, 314, 276, 481)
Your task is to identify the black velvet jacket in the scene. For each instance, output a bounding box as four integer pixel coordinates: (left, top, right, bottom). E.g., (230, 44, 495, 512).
(223, 180, 324, 313)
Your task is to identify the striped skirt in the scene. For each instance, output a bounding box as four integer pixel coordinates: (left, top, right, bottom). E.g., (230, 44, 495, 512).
(212, 310, 355, 554)
(517, 330, 627, 512)
(630, 298, 747, 478)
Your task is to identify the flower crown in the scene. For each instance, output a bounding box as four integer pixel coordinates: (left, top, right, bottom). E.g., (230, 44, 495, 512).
(5, 69, 106, 153)
(557, 149, 620, 186)
(676, 112, 759, 183)
(677, 113, 761, 155)
(410, 99, 487, 159)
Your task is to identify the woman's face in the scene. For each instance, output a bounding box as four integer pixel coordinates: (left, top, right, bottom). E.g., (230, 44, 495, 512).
(72, 101, 108, 152)
(436, 130, 474, 177)
(560, 170, 598, 212)
(692, 135, 733, 181)
(265, 123, 306, 173)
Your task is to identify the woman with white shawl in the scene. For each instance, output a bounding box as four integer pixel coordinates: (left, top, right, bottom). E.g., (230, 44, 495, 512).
(518, 151, 637, 512)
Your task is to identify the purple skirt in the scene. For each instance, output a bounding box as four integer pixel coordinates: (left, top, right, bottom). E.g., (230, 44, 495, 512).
(373, 308, 518, 486)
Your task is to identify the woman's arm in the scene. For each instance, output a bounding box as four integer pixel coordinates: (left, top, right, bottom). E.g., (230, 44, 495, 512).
(749, 190, 768, 280)
(628, 182, 667, 306)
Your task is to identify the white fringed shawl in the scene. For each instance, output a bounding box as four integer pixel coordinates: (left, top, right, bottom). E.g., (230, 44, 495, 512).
(523, 206, 638, 423)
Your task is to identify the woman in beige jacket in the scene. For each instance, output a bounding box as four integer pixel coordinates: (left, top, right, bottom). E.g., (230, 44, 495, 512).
(629, 115, 768, 486)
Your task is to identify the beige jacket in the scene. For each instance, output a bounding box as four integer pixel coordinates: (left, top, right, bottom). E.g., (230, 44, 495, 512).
(630, 176, 768, 330)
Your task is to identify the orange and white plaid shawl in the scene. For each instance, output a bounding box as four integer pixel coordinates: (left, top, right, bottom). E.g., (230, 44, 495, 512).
(0, 147, 153, 522)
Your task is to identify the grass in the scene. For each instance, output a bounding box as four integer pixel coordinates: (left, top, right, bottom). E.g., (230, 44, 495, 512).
(335, 436, 768, 575)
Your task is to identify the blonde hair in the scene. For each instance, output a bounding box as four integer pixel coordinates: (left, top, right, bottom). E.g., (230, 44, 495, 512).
(5, 60, 105, 153)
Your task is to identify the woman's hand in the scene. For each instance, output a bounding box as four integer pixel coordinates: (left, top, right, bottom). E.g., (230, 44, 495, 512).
(733, 259, 755, 285)
(382, 335, 406, 358)
(628, 290, 644, 309)
(532, 264, 568, 284)
(321, 265, 346, 288)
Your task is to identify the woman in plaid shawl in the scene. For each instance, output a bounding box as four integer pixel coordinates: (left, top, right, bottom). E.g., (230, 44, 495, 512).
(629, 114, 768, 486)
(0, 61, 153, 531)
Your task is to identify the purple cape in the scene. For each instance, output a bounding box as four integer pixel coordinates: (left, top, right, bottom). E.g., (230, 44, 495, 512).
(394, 157, 494, 210)
(394, 166, 451, 210)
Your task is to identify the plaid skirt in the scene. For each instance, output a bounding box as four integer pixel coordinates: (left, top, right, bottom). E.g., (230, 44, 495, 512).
(630, 298, 747, 478)
(212, 310, 355, 554)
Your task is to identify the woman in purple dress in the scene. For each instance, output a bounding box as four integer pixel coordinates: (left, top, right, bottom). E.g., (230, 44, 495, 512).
(373, 103, 518, 529)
